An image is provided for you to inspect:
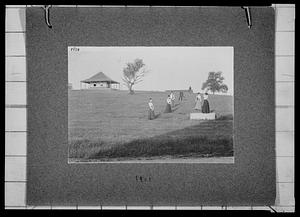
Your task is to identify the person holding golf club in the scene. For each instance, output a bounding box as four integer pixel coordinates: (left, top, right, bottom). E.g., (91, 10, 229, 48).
(148, 98, 155, 120)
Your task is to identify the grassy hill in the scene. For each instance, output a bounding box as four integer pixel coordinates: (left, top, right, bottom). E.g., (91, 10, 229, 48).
(68, 89, 233, 161)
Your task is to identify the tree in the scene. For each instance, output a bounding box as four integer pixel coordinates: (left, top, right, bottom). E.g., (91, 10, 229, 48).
(122, 58, 148, 94)
(201, 71, 228, 94)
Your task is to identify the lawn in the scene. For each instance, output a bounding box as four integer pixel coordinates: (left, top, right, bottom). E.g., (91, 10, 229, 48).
(68, 89, 233, 162)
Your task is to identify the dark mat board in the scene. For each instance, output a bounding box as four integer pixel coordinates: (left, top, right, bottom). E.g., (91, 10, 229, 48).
(26, 7, 275, 206)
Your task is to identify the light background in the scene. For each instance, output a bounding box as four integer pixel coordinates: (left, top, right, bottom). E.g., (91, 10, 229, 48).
(5, 5, 294, 211)
(68, 46, 234, 94)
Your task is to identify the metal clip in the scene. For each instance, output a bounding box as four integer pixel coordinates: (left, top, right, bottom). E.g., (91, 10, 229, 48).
(43, 5, 52, 28)
(242, 6, 252, 29)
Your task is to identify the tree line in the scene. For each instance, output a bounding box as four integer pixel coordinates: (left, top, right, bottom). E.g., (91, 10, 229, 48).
(122, 58, 228, 95)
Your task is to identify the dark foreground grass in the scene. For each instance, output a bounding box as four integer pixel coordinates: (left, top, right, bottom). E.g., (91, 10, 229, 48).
(69, 136, 233, 160)
(69, 139, 106, 159)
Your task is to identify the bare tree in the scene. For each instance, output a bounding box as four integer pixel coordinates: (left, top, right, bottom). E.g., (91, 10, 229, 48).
(122, 58, 148, 94)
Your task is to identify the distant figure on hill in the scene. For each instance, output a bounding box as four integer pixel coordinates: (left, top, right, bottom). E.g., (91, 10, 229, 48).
(188, 86, 193, 93)
(148, 98, 155, 120)
(170, 91, 175, 107)
(202, 93, 210, 113)
(194, 92, 202, 110)
(179, 91, 184, 101)
(164, 95, 172, 113)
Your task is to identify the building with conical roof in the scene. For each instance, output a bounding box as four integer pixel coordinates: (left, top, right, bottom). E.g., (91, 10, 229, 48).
(80, 72, 120, 89)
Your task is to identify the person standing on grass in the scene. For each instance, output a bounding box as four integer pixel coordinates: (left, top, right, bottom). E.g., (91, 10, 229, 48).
(202, 92, 210, 113)
(170, 91, 175, 107)
(148, 98, 155, 120)
(194, 92, 202, 110)
(179, 91, 184, 101)
(164, 95, 172, 113)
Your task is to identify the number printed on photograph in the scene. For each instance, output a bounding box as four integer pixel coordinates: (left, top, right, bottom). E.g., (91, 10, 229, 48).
(68, 46, 234, 163)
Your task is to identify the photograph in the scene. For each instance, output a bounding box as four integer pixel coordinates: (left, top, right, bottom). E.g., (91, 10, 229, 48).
(68, 46, 234, 163)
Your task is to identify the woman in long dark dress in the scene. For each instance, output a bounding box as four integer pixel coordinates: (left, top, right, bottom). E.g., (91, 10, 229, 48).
(179, 91, 184, 101)
(202, 93, 210, 113)
(164, 95, 172, 113)
(148, 98, 155, 120)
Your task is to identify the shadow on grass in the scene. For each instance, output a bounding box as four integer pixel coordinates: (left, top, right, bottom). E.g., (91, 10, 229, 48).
(172, 107, 180, 112)
(154, 112, 161, 119)
(171, 103, 182, 112)
(216, 114, 233, 120)
(69, 120, 233, 160)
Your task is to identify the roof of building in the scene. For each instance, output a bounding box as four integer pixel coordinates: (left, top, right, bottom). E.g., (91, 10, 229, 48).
(81, 72, 119, 84)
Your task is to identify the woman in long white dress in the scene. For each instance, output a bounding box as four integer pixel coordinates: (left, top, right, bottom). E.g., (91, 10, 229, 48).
(170, 91, 175, 107)
(148, 98, 155, 120)
(164, 95, 172, 113)
(194, 92, 202, 110)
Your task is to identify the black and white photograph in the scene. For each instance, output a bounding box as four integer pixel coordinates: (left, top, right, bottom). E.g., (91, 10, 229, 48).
(6, 5, 286, 208)
(68, 46, 234, 163)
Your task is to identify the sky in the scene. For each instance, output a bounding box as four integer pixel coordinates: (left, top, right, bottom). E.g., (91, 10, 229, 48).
(68, 46, 234, 95)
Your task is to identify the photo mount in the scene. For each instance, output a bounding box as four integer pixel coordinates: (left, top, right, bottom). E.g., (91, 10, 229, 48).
(26, 7, 275, 206)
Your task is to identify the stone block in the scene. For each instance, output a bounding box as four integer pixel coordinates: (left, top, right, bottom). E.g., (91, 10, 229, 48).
(190, 112, 216, 120)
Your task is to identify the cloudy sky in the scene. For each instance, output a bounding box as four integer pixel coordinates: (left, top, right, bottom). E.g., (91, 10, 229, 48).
(68, 46, 234, 95)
